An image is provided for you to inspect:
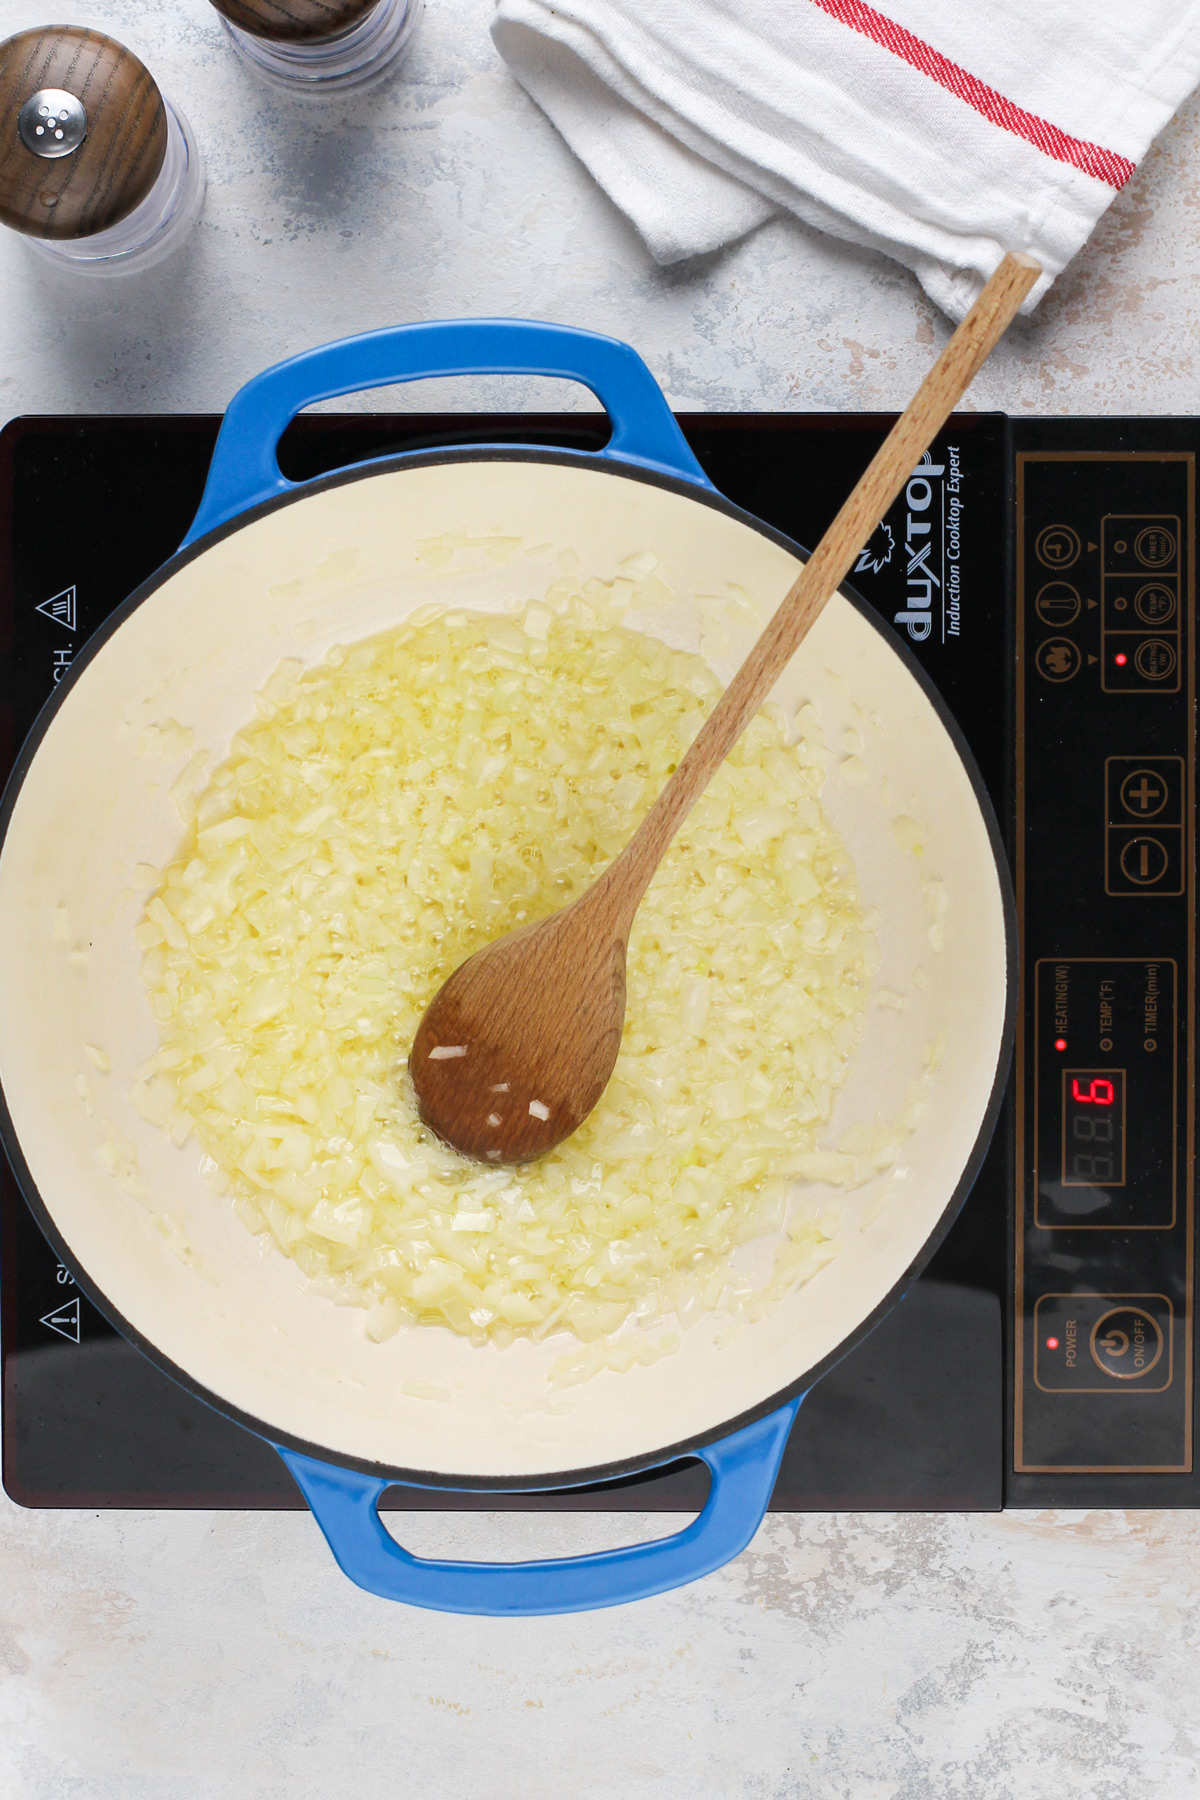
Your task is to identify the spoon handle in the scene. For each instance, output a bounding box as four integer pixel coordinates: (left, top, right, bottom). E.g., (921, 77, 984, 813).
(596, 250, 1041, 926)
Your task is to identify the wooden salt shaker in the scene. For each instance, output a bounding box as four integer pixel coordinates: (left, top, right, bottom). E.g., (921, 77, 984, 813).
(0, 26, 204, 275)
(209, 0, 420, 94)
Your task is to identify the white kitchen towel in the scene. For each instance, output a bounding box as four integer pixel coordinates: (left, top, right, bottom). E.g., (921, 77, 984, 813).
(491, 0, 1200, 316)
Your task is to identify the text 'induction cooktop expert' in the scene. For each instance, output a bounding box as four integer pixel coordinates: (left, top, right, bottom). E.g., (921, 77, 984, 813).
(0, 410, 1193, 1510)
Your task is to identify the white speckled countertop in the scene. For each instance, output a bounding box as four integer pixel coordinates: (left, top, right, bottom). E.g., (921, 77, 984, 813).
(3, 4, 1200, 1795)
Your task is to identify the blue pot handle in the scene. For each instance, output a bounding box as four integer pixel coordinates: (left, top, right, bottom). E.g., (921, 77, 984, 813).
(275, 1396, 801, 1616)
(182, 318, 712, 547)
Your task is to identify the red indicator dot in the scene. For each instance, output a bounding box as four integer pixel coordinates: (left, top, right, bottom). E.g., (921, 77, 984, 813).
(1055, 1038, 1067, 1051)
(1046, 1337, 1059, 1350)
(1115, 652, 1128, 666)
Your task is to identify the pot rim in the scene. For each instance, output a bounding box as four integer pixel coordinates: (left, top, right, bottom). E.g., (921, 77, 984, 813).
(0, 442, 1017, 1492)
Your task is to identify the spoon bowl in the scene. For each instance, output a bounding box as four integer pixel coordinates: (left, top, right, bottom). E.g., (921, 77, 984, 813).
(411, 883, 629, 1161)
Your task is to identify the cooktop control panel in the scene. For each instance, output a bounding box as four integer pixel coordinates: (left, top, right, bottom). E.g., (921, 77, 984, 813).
(1014, 449, 1195, 1481)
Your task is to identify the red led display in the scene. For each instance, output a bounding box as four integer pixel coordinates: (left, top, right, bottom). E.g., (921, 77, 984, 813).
(1071, 1077, 1115, 1105)
(1062, 1069, 1126, 1188)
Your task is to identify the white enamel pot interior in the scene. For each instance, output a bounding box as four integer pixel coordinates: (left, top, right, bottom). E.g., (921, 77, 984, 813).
(0, 451, 1014, 1487)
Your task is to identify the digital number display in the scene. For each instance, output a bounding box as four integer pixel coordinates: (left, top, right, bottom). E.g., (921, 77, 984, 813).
(1061, 1069, 1126, 1187)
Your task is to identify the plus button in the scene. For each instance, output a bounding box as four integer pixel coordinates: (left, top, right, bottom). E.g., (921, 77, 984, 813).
(1118, 767, 1169, 821)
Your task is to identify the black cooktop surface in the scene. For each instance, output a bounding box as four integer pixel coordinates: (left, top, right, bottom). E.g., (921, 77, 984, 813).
(0, 409, 1192, 1510)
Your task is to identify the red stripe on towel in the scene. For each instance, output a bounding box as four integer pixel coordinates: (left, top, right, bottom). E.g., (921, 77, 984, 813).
(806, 0, 1135, 189)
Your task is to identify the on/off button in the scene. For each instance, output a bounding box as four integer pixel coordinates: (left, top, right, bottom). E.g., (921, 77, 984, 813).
(1091, 1306, 1164, 1379)
(1033, 1292, 1174, 1392)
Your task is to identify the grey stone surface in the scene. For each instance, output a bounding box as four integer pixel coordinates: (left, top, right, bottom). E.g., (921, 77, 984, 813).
(2, 0, 1200, 425)
(2, 4, 1200, 1795)
(1, 1498, 1198, 1798)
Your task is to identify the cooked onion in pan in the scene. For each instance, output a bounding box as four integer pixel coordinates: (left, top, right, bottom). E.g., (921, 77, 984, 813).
(133, 588, 887, 1362)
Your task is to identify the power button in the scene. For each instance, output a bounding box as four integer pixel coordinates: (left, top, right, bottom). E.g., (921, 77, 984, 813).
(1090, 1307, 1164, 1379)
(1033, 1292, 1174, 1392)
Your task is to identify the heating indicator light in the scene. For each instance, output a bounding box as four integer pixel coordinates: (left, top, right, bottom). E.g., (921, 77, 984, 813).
(1054, 1038, 1067, 1051)
(1115, 652, 1128, 666)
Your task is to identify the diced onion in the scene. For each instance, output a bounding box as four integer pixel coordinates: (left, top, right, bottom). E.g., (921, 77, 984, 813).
(135, 589, 878, 1351)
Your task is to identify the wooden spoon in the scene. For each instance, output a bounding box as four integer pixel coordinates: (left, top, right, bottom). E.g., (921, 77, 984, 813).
(411, 251, 1040, 1163)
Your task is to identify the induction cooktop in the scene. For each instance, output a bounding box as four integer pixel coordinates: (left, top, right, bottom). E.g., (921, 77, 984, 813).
(0, 409, 1192, 1511)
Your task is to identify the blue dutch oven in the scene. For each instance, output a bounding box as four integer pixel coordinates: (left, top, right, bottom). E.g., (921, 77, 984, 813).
(0, 320, 1013, 1613)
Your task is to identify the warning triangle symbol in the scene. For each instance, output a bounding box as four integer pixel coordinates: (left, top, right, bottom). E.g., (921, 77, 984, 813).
(40, 1296, 81, 1343)
(34, 586, 76, 631)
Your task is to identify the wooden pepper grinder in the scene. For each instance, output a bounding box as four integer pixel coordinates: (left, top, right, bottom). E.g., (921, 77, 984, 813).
(0, 26, 204, 275)
(209, 0, 420, 95)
